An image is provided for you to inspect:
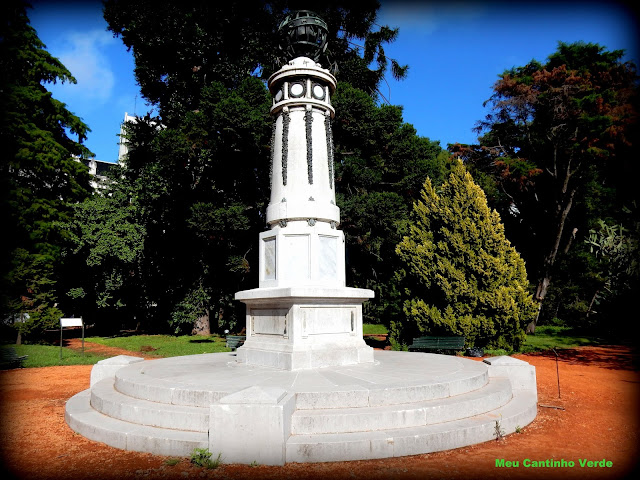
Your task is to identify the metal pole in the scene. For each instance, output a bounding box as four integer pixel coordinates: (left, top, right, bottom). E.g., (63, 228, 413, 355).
(59, 322, 63, 361)
(81, 319, 85, 357)
(553, 348, 561, 398)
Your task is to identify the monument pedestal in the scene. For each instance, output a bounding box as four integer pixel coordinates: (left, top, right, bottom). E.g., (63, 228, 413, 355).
(235, 286, 374, 370)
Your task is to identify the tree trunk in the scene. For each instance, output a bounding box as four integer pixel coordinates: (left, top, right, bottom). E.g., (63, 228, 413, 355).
(16, 330, 22, 346)
(527, 187, 577, 334)
(528, 274, 551, 333)
(586, 289, 600, 318)
(192, 309, 210, 336)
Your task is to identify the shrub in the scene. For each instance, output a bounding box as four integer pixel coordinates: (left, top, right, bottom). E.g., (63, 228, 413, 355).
(190, 448, 221, 469)
(394, 160, 536, 350)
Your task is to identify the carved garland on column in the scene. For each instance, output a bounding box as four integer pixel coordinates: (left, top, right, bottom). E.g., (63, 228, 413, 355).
(269, 117, 277, 183)
(281, 109, 290, 185)
(324, 112, 334, 189)
(304, 107, 313, 184)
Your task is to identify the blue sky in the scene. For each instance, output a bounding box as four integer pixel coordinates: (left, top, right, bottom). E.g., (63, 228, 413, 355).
(28, 1, 639, 162)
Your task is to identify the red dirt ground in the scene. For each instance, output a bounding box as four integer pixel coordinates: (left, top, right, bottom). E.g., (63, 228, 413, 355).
(1, 341, 638, 480)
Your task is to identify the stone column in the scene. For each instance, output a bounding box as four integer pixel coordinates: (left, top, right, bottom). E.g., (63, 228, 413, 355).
(260, 56, 343, 289)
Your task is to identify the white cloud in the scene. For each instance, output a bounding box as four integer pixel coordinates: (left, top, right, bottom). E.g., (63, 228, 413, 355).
(54, 29, 115, 106)
(378, 1, 487, 36)
(379, 4, 440, 34)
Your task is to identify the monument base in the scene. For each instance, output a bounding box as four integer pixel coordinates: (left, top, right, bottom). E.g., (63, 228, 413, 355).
(234, 286, 374, 370)
(65, 351, 538, 465)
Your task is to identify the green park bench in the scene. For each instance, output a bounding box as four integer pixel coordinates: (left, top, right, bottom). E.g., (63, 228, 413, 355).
(408, 336, 465, 354)
(226, 335, 246, 351)
(0, 347, 28, 369)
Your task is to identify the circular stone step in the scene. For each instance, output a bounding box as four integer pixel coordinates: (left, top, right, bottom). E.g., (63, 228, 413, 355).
(65, 390, 208, 456)
(286, 390, 538, 463)
(90, 378, 210, 432)
(290, 377, 513, 435)
(112, 351, 489, 409)
(66, 350, 537, 465)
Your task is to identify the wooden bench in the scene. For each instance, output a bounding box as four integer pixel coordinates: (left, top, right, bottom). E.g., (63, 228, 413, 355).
(408, 336, 465, 354)
(1, 347, 28, 369)
(225, 335, 246, 351)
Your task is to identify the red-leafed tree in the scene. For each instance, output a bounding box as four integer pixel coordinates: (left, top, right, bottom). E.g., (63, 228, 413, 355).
(453, 42, 638, 332)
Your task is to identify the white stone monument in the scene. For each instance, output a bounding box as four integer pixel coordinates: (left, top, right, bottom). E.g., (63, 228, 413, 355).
(235, 18, 374, 370)
(66, 11, 537, 466)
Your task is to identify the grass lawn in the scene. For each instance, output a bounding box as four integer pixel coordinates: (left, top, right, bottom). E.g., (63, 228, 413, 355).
(359, 324, 606, 356)
(86, 334, 230, 357)
(1, 324, 609, 369)
(520, 325, 604, 353)
(1, 344, 107, 368)
(363, 324, 388, 335)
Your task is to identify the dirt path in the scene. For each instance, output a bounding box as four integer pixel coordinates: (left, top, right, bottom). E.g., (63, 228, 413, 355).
(63, 338, 160, 360)
(1, 346, 638, 480)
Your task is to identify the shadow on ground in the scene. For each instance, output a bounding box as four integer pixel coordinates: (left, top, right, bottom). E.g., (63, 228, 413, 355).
(525, 344, 640, 371)
(363, 334, 391, 350)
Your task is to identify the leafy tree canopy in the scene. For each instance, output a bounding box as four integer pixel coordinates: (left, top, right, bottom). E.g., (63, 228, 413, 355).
(452, 41, 638, 332)
(69, 1, 421, 335)
(62, 189, 146, 320)
(103, 0, 407, 123)
(63, 76, 272, 334)
(332, 82, 449, 325)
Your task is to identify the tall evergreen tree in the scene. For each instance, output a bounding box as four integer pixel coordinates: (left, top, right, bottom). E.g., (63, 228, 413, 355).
(395, 161, 536, 350)
(1, 1, 92, 341)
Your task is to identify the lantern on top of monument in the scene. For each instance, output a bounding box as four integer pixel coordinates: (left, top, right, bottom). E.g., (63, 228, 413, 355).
(278, 10, 329, 62)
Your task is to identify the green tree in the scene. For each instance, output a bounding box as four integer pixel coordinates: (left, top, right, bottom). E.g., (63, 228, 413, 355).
(91, 1, 412, 334)
(103, 0, 406, 122)
(62, 189, 146, 330)
(333, 82, 448, 327)
(1, 1, 92, 341)
(395, 161, 536, 351)
(582, 217, 639, 326)
(455, 42, 638, 332)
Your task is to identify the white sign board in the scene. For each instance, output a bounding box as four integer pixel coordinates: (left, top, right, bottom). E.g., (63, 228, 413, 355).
(60, 318, 83, 327)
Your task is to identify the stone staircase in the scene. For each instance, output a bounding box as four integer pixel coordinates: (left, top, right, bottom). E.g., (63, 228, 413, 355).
(65, 351, 537, 464)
